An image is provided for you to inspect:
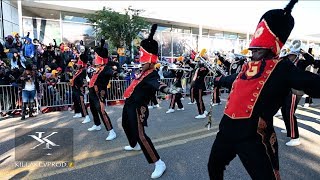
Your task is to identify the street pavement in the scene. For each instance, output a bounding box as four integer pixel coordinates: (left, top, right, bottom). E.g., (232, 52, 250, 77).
(0, 93, 319, 180)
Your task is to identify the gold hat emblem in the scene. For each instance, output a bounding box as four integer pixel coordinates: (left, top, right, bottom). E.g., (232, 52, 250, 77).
(254, 27, 264, 39)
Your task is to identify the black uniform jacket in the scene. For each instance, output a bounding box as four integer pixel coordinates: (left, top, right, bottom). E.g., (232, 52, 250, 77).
(125, 70, 167, 107)
(88, 65, 113, 100)
(191, 65, 209, 90)
(72, 68, 86, 90)
(173, 70, 184, 88)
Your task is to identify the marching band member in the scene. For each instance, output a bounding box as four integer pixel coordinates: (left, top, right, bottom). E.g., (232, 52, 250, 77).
(280, 42, 315, 146)
(211, 71, 222, 106)
(166, 57, 184, 113)
(87, 39, 117, 141)
(191, 50, 209, 119)
(208, 1, 320, 179)
(303, 48, 316, 107)
(185, 54, 197, 105)
(122, 24, 181, 179)
(71, 53, 90, 124)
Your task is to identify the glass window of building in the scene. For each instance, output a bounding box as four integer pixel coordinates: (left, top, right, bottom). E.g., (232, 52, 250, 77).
(172, 32, 193, 57)
(191, 27, 199, 35)
(61, 11, 89, 23)
(22, 17, 61, 44)
(157, 25, 171, 32)
(160, 31, 172, 57)
(202, 29, 209, 36)
(62, 22, 95, 47)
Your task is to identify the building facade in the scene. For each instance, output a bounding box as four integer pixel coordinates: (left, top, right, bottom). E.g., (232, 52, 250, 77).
(1, 1, 319, 58)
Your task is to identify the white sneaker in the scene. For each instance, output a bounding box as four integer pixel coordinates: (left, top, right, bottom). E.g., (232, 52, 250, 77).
(188, 102, 196, 105)
(153, 104, 160, 108)
(151, 159, 166, 179)
(82, 115, 91, 124)
(211, 103, 219, 106)
(177, 108, 184, 111)
(304, 103, 310, 108)
(166, 109, 175, 114)
(73, 113, 82, 118)
(195, 114, 206, 119)
(274, 110, 282, 116)
(302, 94, 308, 98)
(106, 129, 116, 141)
(281, 129, 287, 134)
(88, 125, 101, 131)
(124, 144, 141, 151)
(204, 111, 208, 116)
(286, 138, 301, 146)
(148, 106, 154, 109)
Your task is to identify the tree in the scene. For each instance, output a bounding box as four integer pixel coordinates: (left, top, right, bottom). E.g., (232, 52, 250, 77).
(87, 6, 150, 57)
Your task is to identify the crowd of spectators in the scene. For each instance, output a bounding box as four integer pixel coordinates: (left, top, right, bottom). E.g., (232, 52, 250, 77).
(0, 32, 179, 117)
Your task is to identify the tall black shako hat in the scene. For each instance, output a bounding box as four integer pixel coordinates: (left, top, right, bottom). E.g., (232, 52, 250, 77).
(139, 24, 158, 64)
(78, 53, 88, 67)
(95, 39, 109, 65)
(249, 0, 298, 56)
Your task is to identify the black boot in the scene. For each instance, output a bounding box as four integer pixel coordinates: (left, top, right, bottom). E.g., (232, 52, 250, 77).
(21, 103, 27, 120)
(29, 102, 34, 117)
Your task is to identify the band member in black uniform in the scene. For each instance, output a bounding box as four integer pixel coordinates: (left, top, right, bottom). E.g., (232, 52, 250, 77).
(71, 53, 91, 124)
(280, 43, 315, 146)
(303, 48, 316, 107)
(211, 70, 222, 106)
(185, 55, 197, 105)
(191, 53, 209, 119)
(208, 1, 320, 179)
(87, 39, 116, 141)
(166, 60, 184, 113)
(122, 24, 181, 179)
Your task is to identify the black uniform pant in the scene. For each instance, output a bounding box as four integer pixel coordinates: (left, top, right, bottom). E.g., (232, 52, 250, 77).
(208, 119, 279, 180)
(190, 87, 195, 103)
(150, 93, 158, 106)
(281, 93, 301, 139)
(169, 93, 183, 109)
(212, 86, 221, 104)
(194, 88, 206, 115)
(72, 88, 88, 117)
(89, 90, 113, 131)
(122, 103, 160, 164)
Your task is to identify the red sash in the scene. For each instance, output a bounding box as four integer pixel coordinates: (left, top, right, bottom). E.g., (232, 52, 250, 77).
(70, 69, 82, 87)
(123, 69, 154, 99)
(89, 66, 105, 88)
(224, 60, 279, 119)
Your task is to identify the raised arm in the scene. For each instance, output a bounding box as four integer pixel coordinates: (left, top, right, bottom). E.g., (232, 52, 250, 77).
(284, 59, 320, 98)
(145, 72, 180, 94)
(214, 73, 238, 89)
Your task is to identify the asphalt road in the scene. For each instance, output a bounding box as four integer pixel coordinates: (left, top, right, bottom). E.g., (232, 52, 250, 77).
(0, 93, 319, 180)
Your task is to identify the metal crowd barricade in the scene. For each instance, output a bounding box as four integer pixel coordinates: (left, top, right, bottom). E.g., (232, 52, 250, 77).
(40, 82, 73, 107)
(106, 79, 131, 102)
(156, 78, 175, 98)
(0, 76, 220, 115)
(0, 85, 21, 113)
